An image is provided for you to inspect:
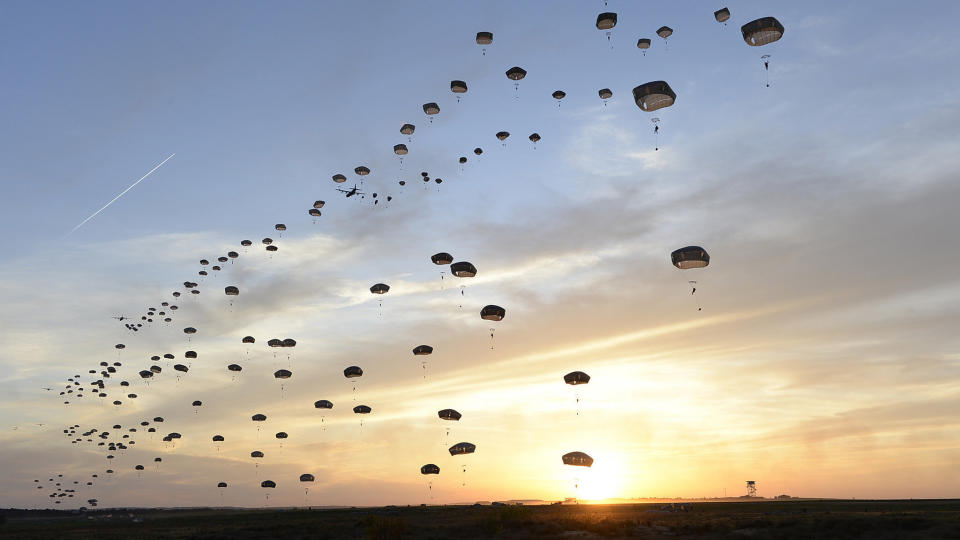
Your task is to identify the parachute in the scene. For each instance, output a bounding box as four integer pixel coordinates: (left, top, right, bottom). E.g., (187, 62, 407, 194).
(505, 66, 526, 97)
(252, 414, 267, 421)
(212, 435, 224, 442)
(421, 464, 439, 475)
(596, 12, 617, 30)
(596, 12, 617, 47)
(450, 80, 468, 102)
(564, 371, 591, 385)
(217, 482, 227, 488)
(496, 131, 510, 143)
(251, 451, 264, 458)
(671, 246, 710, 269)
(332, 174, 347, 183)
(438, 409, 462, 421)
(476, 31, 492, 55)
(448, 442, 476, 456)
(637, 37, 651, 55)
(354, 166, 370, 176)
(242, 336, 255, 344)
(174, 364, 188, 373)
(671, 246, 710, 310)
(413, 345, 433, 355)
(393, 144, 408, 155)
(115, 344, 125, 350)
(480, 305, 506, 321)
(192, 400, 202, 407)
(314, 400, 333, 409)
(714, 7, 731, 24)
(431, 252, 453, 265)
(562, 451, 594, 467)
(529, 133, 541, 147)
(299, 474, 314, 482)
(227, 364, 242, 372)
(261, 480, 275, 488)
(741, 17, 784, 46)
(275, 432, 288, 439)
(275, 224, 286, 232)
(423, 103, 440, 123)
(657, 26, 673, 39)
(450, 262, 477, 277)
(370, 283, 390, 294)
(274, 369, 292, 379)
(313, 200, 325, 209)
(353, 405, 371, 414)
(241, 239, 253, 247)
(633, 81, 676, 112)
(344, 366, 363, 378)
(224, 286, 239, 296)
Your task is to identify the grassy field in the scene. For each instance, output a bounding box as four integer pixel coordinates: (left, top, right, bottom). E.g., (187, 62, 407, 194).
(2, 499, 959, 539)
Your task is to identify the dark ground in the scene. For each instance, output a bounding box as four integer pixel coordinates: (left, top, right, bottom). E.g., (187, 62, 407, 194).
(2, 499, 959, 539)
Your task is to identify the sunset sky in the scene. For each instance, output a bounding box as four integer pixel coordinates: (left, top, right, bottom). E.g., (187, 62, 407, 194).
(1, 0, 959, 509)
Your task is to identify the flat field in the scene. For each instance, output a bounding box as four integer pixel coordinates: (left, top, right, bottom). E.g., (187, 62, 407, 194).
(2, 499, 959, 539)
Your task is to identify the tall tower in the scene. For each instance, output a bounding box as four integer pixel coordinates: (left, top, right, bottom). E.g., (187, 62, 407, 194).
(746, 481, 757, 497)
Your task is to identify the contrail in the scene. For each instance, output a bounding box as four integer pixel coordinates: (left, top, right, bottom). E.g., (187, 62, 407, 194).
(67, 153, 175, 236)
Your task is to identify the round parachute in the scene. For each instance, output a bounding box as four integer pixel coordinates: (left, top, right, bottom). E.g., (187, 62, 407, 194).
(741, 17, 784, 46)
(274, 369, 292, 380)
(314, 400, 333, 409)
(450, 80, 467, 94)
(353, 405, 371, 414)
(562, 451, 594, 467)
(480, 305, 506, 321)
(413, 345, 433, 355)
(438, 409, 462, 421)
(370, 283, 390, 294)
(714, 7, 731, 23)
(400, 124, 415, 136)
(671, 246, 710, 269)
(242, 336, 255, 344)
(393, 144, 408, 155)
(596, 12, 617, 30)
(423, 103, 440, 115)
(476, 31, 493, 45)
(431, 252, 453, 265)
(633, 81, 676, 112)
(506, 67, 527, 81)
(450, 261, 477, 277)
(299, 474, 315, 482)
(252, 414, 267, 422)
(421, 464, 440, 475)
(344, 366, 363, 378)
(224, 286, 239, 296)
(261, 480, 275, 488)
(332, 174, 347, 183)
(449, 442, 476, 456)
(564, 371, 591, 385)
(657, 26, 673, 39)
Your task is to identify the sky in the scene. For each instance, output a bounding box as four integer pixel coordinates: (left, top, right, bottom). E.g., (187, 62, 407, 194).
(1, 0, 959, 509)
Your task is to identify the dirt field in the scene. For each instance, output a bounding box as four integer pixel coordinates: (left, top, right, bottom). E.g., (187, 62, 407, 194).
(2, 499, 959, 539)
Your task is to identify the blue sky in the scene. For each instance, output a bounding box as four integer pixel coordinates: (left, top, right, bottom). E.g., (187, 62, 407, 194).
(1, 1, 959, 508)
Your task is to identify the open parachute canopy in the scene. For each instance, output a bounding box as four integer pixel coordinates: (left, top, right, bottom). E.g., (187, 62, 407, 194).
(714, 7, 731, 23)
(421, 464, 440, 475)
(450, 261, 477, 277)
(438, 409, 462, 421)
(449, 442, 476, 456)
(314, 399, 333, 409)
(370, 283, 390, 294)
(741, 17, 784, 46)
(562, 451, 594, 467)
(431, 252, 453, 265)
(344, 366, 363, 378)
(564, 371, 591, 385)
(413, 345, 434, 355)
(633, 81, 676, 112)
(671, 246, 710, 269)
(480, 305, 506, 321)
(596, 12, 617, 30)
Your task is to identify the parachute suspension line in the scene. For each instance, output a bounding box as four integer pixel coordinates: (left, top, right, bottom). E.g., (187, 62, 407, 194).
(652, 118, 660, 151)
(762, 55, 772, 87)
